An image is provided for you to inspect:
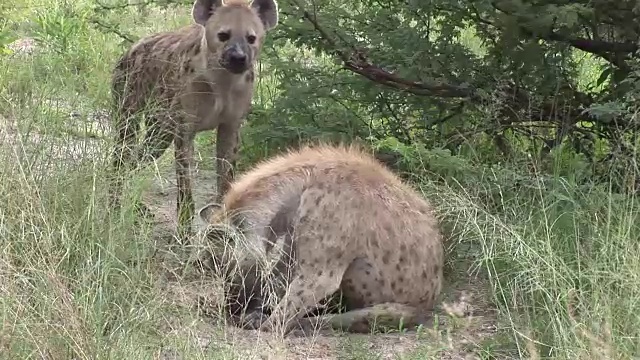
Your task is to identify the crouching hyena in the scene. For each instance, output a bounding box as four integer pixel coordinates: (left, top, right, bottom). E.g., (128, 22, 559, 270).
(195, 144, 444, 334)
(109, 0, 278, 239)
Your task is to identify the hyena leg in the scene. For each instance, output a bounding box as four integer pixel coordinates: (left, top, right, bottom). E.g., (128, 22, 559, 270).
(109, 109, 141, 211)
(174, 127, 196, 242)
(257, 266, 349, 334)
(298, 302, 422, 334)
(257, 226, 348, 335)
(215, 122, 241, 202)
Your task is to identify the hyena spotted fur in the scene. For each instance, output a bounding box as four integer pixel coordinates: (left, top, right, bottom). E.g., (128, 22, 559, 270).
(109, 0, 278, 239)
(195, 144, 445, 334)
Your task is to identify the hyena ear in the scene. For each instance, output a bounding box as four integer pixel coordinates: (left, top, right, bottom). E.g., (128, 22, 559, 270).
(192, 0, 225, 26)
(251, 0, 279, 31)
(198, 202, 222, 222)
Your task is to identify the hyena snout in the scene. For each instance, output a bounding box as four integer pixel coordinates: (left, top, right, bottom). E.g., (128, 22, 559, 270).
(221, 42, 251, 73)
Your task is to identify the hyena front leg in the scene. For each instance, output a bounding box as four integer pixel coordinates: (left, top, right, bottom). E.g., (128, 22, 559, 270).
(257, 228, 349, 335)
(256, 188, 351, 335)
(258, 266, 348, 335)
(215, 122, 241, 202)
(174, 125, 196, 243)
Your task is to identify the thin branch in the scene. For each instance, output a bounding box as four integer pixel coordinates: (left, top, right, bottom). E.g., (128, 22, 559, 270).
(89, 18, 137, 44)
(286, 0, 478, 100)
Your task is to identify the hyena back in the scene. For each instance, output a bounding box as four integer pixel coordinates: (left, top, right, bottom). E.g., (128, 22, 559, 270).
(196, 144, 445, 334)
(109, 0, 278, 239)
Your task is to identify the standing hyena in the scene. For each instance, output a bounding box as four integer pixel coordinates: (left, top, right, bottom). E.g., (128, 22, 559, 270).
(195, 144, 444, 334)
(109, 0, 278, 239)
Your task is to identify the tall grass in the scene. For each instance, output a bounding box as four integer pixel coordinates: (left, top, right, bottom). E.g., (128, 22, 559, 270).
(415, 154, 640, 359)
(0, 2, 221, 358)
(0, 123, 154, 357)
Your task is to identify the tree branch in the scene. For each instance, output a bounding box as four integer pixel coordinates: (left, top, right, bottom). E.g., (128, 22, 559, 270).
(286, 0, 633, 139)
(488, 1, 636, 69)
(286, 0, 479, 100)
(526, 29, 634, 70)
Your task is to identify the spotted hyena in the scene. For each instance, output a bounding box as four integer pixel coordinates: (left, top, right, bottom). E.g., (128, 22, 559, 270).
(109, 0, 278, 239)
(195, 144, 444, 334)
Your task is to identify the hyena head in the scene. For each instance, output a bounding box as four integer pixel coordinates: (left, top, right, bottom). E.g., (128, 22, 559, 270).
(191, 0, 279, 74)
(195, 202, 258, 275)
(196, 202, 235, 240)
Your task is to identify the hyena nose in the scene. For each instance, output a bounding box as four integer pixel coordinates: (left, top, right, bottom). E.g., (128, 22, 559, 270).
(229, 52, 247, 65)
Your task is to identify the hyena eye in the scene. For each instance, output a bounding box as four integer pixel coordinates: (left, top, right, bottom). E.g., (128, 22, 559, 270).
(246, 35, 256, 44)
(217, 31, 230, 42)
